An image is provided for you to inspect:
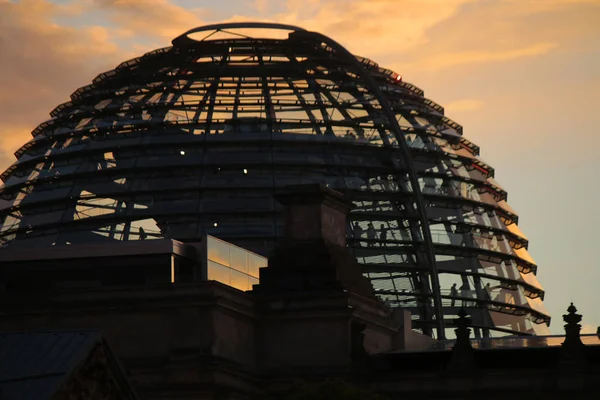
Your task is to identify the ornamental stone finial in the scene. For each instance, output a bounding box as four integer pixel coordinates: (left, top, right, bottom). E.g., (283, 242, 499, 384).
(454, 308, 472, 347)
(563, 302, 583, 346)
(559, 303, 586, 371)
(448, 308, 474, 372)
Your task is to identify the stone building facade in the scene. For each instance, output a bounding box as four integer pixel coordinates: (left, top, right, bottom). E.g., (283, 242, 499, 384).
(0, 185, 598, 399)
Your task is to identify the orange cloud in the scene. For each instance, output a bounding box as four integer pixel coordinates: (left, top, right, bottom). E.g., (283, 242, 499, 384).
(420, 42, 558, 70)
(444, 99, 485, 113)
(396, 0, 600, 73)
(0, 0, 127, 169)
(91, 0, 207, 43)
(0, 128, 31, 157)
(271, 0, 476, 56)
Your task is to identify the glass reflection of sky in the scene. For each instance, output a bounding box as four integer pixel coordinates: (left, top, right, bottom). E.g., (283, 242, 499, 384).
(206, 234, 266, 291)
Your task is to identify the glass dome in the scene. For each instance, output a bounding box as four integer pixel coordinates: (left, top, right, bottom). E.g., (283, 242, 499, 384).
(0, 23, 550, 338)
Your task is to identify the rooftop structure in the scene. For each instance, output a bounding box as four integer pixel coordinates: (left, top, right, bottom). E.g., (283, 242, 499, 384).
(0, 184, 596, 400)
(0, 23, 549, 339)
(0, 234, 266, 292)
(0, 330, 137, 399)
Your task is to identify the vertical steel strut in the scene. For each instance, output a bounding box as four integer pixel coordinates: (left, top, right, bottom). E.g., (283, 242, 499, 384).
(294, 30, 446, 339)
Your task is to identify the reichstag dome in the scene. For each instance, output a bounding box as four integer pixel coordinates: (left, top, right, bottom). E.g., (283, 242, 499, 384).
(0, 23, 550, 338)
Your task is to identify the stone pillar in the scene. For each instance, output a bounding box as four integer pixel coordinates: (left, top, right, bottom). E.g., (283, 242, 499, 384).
(253, 184, 397, 371)
(277, 183, 350, 247)
(255, 184, 373, 297)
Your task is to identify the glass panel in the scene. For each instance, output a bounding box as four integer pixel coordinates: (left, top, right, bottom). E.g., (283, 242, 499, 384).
(498, 200, 517, 215)
(526, 296, 550, 317)
(248, 253, 267, 278)
(507, 222, 528, 240)
(207, 236, 230, 266)
(207, 260, 230, 285)
(531, 322, 551, 336)
(230, 269, 250, 291)
(230, 246, 248, 274)
(520, 271, 544, 291)
(515, 247, 536, 265)
(249, 277, 259, 288)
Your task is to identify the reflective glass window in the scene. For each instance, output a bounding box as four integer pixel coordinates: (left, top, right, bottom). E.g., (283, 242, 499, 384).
(207, 260, 230, 284)
(207, 236, 230, 267)
(248, 253, 267, 278)
(230, 269, 250, 291)
(230, 246, 248, 274)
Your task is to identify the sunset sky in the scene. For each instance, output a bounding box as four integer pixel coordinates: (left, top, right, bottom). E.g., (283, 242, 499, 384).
(1, 0, 599, 333)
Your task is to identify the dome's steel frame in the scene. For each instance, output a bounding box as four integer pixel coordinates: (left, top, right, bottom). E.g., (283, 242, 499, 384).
(0, 23, 551, 339)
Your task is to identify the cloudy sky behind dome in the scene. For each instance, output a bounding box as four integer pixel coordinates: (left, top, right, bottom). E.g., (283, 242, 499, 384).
(1, 0, 599, 333)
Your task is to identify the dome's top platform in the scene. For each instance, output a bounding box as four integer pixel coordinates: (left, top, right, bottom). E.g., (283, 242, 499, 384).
(172, 22, 307, 46)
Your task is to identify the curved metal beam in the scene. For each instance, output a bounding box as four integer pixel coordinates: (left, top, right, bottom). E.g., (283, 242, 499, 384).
(172, 22, 306, 46)
(294, 30, 446, 339)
